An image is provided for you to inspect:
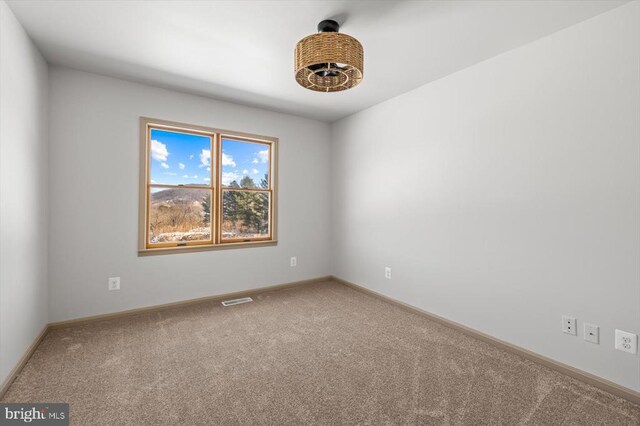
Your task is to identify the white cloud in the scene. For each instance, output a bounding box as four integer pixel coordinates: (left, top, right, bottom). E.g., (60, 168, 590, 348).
(150, 179, 157, 184)
(164, 172, 177, 176)
(252, 158, 259, 164)
(203, 177, 211, 182)
(151, 140, 169, 162)
(193, 175, 198, 179)
(160, 162, 170, 169)
(182, 174, 189, 178)
(258, 149, 269, 163)
(207, 167, 211, 171)
(221, 171, 240, 186)
(242, 169, 249, 175)
(189, 154, 194, 160)
(200, 149, 211, 167)
(222, 152, 236, 167)
(251, 168, 259, 174)
(178, 163, 185, 170)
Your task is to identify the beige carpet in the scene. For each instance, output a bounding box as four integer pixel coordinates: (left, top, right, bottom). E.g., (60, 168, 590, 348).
(2, 280, 639, 425)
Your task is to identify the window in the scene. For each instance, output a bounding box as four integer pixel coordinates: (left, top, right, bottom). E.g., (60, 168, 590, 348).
(139, 118, 277, 254)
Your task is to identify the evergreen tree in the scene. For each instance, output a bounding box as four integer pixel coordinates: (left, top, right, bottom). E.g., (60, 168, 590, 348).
(222, 176, 269, 237)
(201, 195, 210, 224)
(258, 174, 269, 233)
(240, 175, 256, 189)
(223, 180, 240, 228)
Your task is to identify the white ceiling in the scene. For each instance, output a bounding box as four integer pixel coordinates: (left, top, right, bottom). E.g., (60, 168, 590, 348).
(8, 0, 626, 122)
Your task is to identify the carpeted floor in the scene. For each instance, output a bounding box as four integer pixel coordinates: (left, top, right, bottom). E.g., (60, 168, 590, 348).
(2, 280, 639, 425)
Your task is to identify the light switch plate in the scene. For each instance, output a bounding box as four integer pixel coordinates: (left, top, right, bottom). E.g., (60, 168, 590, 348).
(615, 329, 637, 354)
(583, 323, 599, 344)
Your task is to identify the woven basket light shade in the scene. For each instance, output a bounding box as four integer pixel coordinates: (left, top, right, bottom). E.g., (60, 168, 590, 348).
(295, 21, 363, 92)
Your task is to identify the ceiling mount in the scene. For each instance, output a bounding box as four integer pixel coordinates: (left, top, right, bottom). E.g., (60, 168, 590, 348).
(294, 20, 364, 93)
(317, 19, 339, 33)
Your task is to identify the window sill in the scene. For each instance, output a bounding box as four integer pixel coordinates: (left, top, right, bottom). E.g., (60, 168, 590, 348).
(138, 240, 277, 256)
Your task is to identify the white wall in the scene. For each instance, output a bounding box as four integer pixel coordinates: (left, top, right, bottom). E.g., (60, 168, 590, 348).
(48, 67, 331, 322)
(0, 1, 49, 385)
(331, 1, 640, 392)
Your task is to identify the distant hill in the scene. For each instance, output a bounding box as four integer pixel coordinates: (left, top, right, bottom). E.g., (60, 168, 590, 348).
(151, 186, 209, 204)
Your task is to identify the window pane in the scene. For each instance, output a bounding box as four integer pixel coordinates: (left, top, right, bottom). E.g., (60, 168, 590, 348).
(149, 128, 212, 186)
(221, 138, 269, 189)
(149, 188, 212, 244)
(221, 190, 270, 240)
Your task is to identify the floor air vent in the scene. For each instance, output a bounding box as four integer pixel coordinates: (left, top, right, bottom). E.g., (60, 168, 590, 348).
(221, 297, 253, 307)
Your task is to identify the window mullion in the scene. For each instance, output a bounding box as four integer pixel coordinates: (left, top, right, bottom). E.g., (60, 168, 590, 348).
(215, 132, 222, 245)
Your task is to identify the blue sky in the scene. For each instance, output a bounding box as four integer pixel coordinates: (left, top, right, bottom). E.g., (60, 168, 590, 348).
(149, 129, 269, 187)
(221, 138, 269, 187)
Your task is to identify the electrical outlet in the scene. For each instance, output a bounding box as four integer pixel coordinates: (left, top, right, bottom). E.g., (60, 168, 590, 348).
(108, 277, 120, 291)
(290, 257, 297, 267)
(384, 267, 391, 279)
(583, 323, 599, 344)
(562, 315, 576, 336)
(615, 330, 637, 355)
